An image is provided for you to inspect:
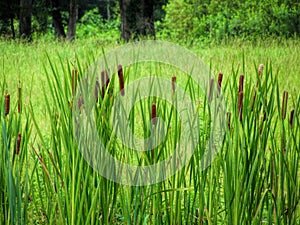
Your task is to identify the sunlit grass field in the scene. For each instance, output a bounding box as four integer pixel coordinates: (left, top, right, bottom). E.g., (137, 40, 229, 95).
(0, 38, 299, 224)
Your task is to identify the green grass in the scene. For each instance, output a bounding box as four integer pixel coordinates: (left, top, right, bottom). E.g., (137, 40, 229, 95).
(0, 38, 299, 224)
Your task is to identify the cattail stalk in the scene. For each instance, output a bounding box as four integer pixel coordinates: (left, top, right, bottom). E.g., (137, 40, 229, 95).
(18, 81, 22, 113)
(281, 91, 288, 120)
(118, 64, 125, 96)
(151, 103, 157, 125)
(15, 133, 21, 155)
(238, 91, 243, 121)
(172, 76, 176, 93)
(239, 75, 244, 93)
(5, 94, 10, 116)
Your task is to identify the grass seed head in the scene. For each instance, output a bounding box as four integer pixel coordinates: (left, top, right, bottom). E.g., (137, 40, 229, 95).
(258, 64, 264, 76)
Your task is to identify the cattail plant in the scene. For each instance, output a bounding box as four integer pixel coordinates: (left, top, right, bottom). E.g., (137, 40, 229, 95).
(5, 93, 10, 116)
(289, 109, 294, 127)
(118, 64, 125, 96)
(239, 74, 244, 93)
(15, 133, 21, 155)
(238, 75, 244, 121)
(281, 91, 288, 120)
(151, 102, 157, 125)
(172, 75, 176, 93)
(217, 72, 223, 94)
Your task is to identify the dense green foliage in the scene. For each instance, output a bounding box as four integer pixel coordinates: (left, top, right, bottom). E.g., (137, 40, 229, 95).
(159, 0, 300, 42)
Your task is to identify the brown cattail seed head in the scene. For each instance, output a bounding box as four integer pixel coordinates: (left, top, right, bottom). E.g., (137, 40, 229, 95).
(258, 64, 264, 76)
(118, 64, 125, 96)
(172, 76, 176, 93)
(151, 103, 157, 125)
(239, 75, 244, 93)
(238, 91, 243, 121)
(281, 91, 288, 120)
(289, 109, 294, 127)
(5, 94, 10, 116)
(217, 72, 223, 93)
(208, 78, 214, 102)
(15, 133, 21, 155)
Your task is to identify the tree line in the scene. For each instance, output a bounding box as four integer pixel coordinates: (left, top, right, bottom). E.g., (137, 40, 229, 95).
(0, 0, 299, 42)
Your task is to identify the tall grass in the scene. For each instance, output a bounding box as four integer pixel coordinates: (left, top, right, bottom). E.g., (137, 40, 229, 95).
(0, 39, 299, 224)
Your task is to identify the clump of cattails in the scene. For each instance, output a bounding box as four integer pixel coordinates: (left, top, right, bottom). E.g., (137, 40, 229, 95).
(208, 78, 214, 102)
(289, 109, 295, 127)
(281, 91, 288, 120)
(5, 93, 10, 116)
(217, 72, 223, 94)
(171, 75, 176, 93)
(15, 133, 21, 155)
(151, 102, 157, 125)
(18, 81, 22, 113)
(118, 64, 125, 96)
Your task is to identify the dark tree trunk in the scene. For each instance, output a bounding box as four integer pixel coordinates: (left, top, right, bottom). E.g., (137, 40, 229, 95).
(141, 0, 155, 38)
(67, 0, 78, 41)
(51, 0, 66, 38)
(119, 0, 155, 41)
(119, 0, 131, 41)
(19, 0, 32, 39)
(10, 16, 15, 39)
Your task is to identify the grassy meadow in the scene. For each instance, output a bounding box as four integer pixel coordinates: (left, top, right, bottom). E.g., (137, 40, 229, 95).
(0, 38, 299, 224)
